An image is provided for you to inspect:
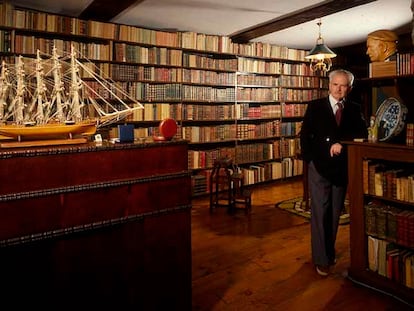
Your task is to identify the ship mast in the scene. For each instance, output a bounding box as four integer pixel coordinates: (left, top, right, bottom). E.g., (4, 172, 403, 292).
(12, 56, 26, 125)
(25, 50, 48, 125)
(67, 45, 83, 123)
(0, 61, 11, 122)
(49, 46, 66, 123)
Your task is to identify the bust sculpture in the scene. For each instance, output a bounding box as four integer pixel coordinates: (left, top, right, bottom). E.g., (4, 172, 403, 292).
(366, 29, 398, 62)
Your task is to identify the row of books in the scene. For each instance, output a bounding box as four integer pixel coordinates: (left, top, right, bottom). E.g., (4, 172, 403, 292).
(367, 236, 414, 289)
(183, 104, 235, 120)
(237, 74, 278, 87)
(183, 69, 235, 85)
(2, 53, 320, 102)
(234, 141, 280, 164)
(235, 142, 280, 164)
(236, 87, 280, 101)
(363, 159, 414, 203)
(280, 138, 300, 158)
(104, 65, 324, 92)
(191, 156, 302, 194)
(365, 202, 414, 248)
(280, 122, 302, 136)
(0, 29, 10, 52)
(182, 125, 236, 143)
(242, 158, 303, 185)
(282, 103, 307, 117)
(93, 61, 324, 90)
(183, 53, 238, 71)
(14, 8, 116, 40)
(87, 63, 323, 89)
(235, 121, 281, 140)
(13, 34, 112, 60)
(237, 58, 282, 74)
(87, 82, 320, 103)
(0, 3, 313, 61)
(237, 104, 282, 119)
(100, 102, 301, 123)
(369, 52, 414, 78)
(406, 123, 414, 146)
(282, 88, 325, 102)
(111, 65, 182, 82)
(121, 102, 302, 122)
(182, 85, 235, 102)
(182, 122, 285, 143)
(280, 75, 326, 88)
(92, 82, 181, 101)
(188, 147, 236, 170)
(188, 141, 281, 170)
(145, 84, 183, 101)
(111, 102, 300, 122)
(114, 43, 183, 65)
(396, 52, 414, 76)
(0, 31, 326, 83)
(282, 62, 319, 77)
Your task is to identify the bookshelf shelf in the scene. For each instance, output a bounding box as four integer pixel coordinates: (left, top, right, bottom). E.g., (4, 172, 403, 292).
(346, 141, 414, 306)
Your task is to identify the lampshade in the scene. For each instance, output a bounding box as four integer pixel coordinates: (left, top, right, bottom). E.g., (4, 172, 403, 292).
(305, 43, 336, 60)
(305, 19, 336, 72)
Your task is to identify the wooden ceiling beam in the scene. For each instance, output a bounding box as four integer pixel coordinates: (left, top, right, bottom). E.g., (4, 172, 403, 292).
(230, 0, 377, 43)
(79, 0, 144, 21)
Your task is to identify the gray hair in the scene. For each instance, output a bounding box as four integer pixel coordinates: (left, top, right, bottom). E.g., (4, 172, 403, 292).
(329, 69, 354, 87)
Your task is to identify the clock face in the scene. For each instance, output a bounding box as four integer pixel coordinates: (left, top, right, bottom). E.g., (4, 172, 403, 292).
(375, 97, 407, 141)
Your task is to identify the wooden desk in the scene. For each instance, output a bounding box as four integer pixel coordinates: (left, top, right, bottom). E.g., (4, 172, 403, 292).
(0, 140, 191, 310)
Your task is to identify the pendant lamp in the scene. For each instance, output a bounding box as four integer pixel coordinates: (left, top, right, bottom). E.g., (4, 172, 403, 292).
(305, 19, 336, 73)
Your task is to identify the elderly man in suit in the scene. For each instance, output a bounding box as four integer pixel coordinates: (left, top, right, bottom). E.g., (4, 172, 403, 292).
(300, 69, 368, 276)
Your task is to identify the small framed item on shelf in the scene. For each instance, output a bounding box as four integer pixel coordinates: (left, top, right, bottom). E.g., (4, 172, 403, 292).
(118, 124, 135, 142)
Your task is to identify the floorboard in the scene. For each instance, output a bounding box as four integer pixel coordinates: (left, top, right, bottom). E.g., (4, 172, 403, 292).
(191, 178, 413, 311)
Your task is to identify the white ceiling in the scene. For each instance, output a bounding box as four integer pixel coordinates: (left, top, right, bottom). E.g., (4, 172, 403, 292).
(9, 0, 414, 51)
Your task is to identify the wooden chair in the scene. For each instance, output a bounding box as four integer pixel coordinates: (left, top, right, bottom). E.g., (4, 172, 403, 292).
(230, 172, 252, 213)
(209, 157, 252, 213)
(209, 157, 235, 212)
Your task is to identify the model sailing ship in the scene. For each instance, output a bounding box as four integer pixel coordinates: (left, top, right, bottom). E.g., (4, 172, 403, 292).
(0, 45, 143, 147)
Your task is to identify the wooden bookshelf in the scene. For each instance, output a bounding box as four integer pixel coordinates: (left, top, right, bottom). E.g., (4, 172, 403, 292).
(0, 2, 328, 195)
(346, 141, 414, 306)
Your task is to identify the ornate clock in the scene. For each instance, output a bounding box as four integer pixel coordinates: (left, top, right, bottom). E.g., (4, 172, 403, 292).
(375, 97, 407, 142)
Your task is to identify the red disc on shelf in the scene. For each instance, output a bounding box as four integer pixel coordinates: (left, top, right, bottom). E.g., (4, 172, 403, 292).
(159, 118, 177, 140)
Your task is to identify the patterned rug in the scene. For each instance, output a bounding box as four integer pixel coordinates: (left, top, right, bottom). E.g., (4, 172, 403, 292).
(275, 197, 350, 225)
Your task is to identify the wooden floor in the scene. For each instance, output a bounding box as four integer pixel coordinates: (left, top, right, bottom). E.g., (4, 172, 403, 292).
(191, 178, 413, 311)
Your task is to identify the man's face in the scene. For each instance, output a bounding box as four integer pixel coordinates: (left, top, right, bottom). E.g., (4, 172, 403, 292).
(366, 37, 382, 62)
(329, 73, 350, 102)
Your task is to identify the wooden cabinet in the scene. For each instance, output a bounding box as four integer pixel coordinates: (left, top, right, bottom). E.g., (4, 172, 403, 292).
(346, 141, 414, 305)
(0, 141, 191, 310)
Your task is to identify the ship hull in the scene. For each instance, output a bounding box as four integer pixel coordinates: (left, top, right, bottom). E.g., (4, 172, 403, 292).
(0, 121, 97, 140)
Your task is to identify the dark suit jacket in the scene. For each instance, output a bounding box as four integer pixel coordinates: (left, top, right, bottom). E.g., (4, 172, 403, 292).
(300, 97, 368, 186)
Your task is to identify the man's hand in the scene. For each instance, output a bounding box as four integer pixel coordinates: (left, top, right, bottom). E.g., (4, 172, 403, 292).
(330, 143, 342, 157)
